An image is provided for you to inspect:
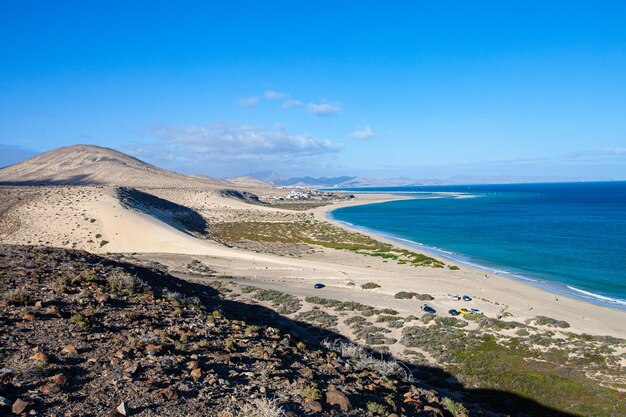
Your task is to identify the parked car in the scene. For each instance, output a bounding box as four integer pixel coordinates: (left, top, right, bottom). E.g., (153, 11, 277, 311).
(422, 304, 436, 314)
(313, 283, 325, 289)
(470, 308, 481, 314)
(462, 295, 472, 301)
(448, 309, 460, 316)
(459, 308, 472, 315)
(451, 294, 461, 301)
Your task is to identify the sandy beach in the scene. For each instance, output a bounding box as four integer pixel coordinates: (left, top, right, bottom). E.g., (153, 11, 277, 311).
(313, 193, 626, 337)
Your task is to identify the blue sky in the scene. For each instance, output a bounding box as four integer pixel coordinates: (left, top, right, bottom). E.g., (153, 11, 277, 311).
(1, 1, 625, 180)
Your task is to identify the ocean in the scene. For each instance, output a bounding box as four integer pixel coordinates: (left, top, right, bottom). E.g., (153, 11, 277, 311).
(330, 181, 626, 309)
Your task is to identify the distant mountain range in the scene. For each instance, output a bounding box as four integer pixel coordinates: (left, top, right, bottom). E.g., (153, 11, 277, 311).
(245, 172, 420, 187)
(224, 175, 275, 188)
(243, 171, 611, 188)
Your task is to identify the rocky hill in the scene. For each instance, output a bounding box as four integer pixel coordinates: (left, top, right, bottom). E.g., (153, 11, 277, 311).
(0, 145, 228, 188)
(0, 244, 473, 417)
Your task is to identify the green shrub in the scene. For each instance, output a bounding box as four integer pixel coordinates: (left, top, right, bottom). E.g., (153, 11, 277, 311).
(344, 316, 367, 325)
(108, 272, 146, 294)
(361, 282, 381, 290)
(442, 397, 469, 417)
(300, 382, 322, 400)
(225, 338, 236, 351)
(2, 289, 32, 306)
(391, 291, 433, 300)
(244, 325, 262, 337)
(251, 289, 301, 314)
(366, 402, 387, 415)
(435, 317, 468, 328)
(71, 313, 91, 331)
(414, 293, 434, 301)
(295, 309, 338, 327)
(394, 291, 418, 299)
(531, 315, 571, 329)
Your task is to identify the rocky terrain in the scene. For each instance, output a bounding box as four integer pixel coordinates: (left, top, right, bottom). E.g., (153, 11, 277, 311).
(0, 244, 475, 417)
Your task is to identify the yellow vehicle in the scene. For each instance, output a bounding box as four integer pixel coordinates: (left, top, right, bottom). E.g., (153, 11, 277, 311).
(459, 308, 472, 315)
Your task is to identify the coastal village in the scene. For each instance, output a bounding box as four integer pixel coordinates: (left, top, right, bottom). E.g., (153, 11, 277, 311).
(268, 189, 355, 202)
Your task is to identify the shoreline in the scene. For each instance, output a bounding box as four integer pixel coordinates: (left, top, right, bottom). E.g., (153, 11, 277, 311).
(311, 193, 626, 335)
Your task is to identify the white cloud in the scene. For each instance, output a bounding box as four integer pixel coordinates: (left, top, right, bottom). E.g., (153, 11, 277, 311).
(349, 126, 375, 140)
(464, 147, 626, 167)
(282, 99, 303, 109)
(561, 147, 626, 162)
(237, 96, 260, 107)
(598, 147, 626, 156)
(264, 90, 288, 100)
(144, 123, 341, 164)
(306, 102, 342, 116)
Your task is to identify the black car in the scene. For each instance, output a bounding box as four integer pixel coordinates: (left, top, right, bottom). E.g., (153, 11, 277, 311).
(448, 309, 460, 316)
(463, 295, 472, 301)
(313, 283, 325, 289)
(422, 304, 436, 314)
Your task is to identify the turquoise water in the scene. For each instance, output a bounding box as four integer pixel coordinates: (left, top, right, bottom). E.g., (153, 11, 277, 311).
(331, 182, 626, 309)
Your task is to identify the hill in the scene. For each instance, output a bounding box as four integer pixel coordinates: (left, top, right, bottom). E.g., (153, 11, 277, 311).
(225, 175, 274, 188)
(0, 145, 228, 188)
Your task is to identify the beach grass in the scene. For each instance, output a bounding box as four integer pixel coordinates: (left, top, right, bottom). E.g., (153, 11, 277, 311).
(209, 220, 445, 267)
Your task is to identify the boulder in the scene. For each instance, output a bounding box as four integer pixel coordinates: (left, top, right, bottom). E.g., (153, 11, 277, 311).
(51, 373, 68, 385)
(29, 351, 49, 362)
(40, 383, 62, 394)
(303, 399, 323, 412)
(325, 388, 352, 412)
(61, 345, 78, 355)
(116, 401, 129, 416)
(12, 398, 29, 414)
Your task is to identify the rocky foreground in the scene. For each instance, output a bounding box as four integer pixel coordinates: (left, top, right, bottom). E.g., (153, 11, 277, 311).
(0, 245, 474, 417)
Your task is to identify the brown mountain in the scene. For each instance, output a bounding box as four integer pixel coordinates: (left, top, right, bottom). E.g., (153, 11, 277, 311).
(0, 144, 228, 188)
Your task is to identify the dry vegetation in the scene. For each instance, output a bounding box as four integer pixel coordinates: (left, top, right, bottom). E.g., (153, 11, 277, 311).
(209, 219, 445, 267)
(218, 282, 626, 417)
